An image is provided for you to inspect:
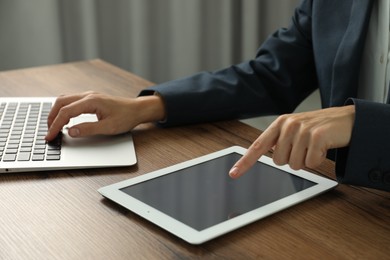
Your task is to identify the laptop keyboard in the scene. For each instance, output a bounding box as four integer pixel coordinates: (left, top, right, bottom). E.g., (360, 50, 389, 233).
(0, 102, 62, 162)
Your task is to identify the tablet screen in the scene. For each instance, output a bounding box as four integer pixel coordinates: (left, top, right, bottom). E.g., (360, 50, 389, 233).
(120, 152, 315, 231)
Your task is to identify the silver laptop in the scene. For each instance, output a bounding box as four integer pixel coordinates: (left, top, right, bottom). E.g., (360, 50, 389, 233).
(0, 97, 137, 173)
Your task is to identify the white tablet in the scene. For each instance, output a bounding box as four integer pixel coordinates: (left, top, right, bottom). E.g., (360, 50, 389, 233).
(98, 146, 337, 244)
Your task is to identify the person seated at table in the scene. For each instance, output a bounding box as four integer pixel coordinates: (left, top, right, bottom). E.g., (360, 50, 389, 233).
(45, 0, 390, 192)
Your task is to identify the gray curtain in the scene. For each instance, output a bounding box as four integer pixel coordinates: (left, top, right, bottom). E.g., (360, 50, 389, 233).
(0, 0, 300, 84)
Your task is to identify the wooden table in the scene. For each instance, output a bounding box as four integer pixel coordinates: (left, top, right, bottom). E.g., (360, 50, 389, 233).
(0, 60, 388, 259)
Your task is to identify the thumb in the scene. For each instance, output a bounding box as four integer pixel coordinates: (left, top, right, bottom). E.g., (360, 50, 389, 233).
(66, 121, 105, 137)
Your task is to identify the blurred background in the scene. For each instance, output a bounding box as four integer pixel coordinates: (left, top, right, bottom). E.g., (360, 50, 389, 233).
(0, 0, 320, 130)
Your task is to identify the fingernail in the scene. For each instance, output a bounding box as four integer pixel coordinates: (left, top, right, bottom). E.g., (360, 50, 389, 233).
(229, 167, 239, 178)
(69, 128, 80, 137)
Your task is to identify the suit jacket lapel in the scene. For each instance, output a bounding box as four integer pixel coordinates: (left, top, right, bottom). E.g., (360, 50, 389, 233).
(330, 0, 374, 106)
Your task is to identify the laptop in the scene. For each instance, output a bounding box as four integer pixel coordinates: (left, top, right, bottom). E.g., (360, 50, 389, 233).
(0, 97, 137, 173)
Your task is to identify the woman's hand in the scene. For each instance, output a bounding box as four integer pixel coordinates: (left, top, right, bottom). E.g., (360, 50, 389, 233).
(45, 91, 166, 141)
(229, 105, 355, 178)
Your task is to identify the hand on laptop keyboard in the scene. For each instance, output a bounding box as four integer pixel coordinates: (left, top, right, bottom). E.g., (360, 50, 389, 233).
(45, 92, 166, 141)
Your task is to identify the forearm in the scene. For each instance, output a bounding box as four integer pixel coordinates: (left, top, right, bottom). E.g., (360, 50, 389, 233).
(138, 2, 318, 127)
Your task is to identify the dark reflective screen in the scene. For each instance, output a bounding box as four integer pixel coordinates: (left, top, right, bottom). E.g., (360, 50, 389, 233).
(120, 153, 315, 231)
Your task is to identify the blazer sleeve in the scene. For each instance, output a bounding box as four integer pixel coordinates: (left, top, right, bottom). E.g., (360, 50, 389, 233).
(138, 0, 318, 127)
(336, 99, 390, 191)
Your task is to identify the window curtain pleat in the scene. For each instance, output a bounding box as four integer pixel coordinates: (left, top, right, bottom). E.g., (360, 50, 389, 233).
(0, 0, 300, 83)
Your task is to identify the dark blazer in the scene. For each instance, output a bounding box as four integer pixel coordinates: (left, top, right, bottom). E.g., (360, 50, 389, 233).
(140, 0, 390, 191)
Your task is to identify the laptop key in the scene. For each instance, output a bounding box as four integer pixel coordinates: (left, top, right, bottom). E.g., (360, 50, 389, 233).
(46, 155, 60, 160)
(5, 148, 17, 154)
(34, 145, 46, 150)
(17, 152, 31, 161)
(33, 149, 45, 154)
(3, 154, 17, 161)
(32, 154, 45, 161)
(7, 144, 19, 149)
(20, 147, 32, 152)
(48, 144, 61, 150)
(47, 150, 61, 155)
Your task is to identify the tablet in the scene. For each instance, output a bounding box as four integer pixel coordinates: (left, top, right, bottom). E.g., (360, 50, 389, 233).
(98, 146, 337, 244)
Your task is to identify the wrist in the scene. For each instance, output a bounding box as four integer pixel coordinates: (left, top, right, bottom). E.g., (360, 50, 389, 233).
(135, 94, 166, 124)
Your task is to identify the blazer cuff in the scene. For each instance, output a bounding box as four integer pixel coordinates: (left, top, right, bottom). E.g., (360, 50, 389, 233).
(335, 98, 390, 191)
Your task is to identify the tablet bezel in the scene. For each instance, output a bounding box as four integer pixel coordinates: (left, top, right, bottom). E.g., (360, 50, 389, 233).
(98, 146, 337, 244)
